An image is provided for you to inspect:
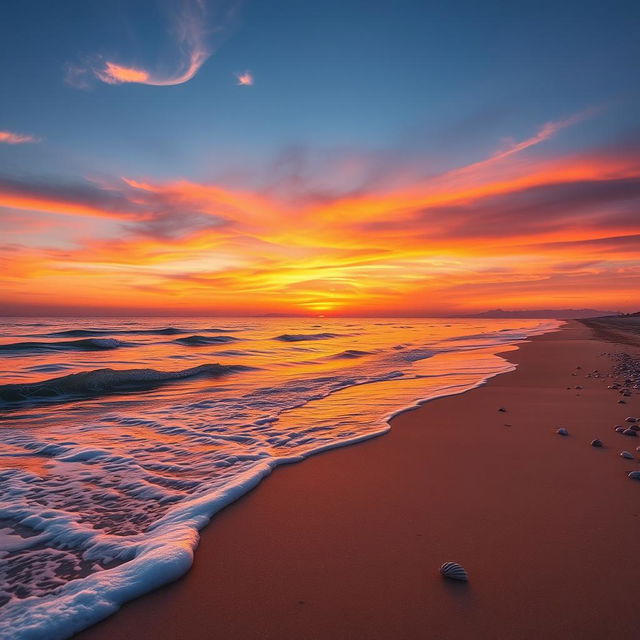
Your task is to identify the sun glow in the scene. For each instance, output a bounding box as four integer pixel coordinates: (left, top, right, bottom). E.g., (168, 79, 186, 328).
(2, 114, 639, 315)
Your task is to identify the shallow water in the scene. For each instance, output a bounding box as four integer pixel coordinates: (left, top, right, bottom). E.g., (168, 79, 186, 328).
(0, 317, 560, 639)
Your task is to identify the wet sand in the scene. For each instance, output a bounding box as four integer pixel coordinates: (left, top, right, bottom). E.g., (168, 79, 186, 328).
(77, 320, 640, 640)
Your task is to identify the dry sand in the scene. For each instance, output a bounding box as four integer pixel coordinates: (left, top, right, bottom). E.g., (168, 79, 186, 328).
(77, 320, 640, 640)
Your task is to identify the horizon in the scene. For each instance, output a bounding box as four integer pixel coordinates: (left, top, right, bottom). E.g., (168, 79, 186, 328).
(1, 0, 639, 316)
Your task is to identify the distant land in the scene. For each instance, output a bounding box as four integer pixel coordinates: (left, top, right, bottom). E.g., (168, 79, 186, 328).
(465, 308, 621, 319)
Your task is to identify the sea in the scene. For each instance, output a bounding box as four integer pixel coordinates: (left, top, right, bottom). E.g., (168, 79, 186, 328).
(0, 316, 561, 639)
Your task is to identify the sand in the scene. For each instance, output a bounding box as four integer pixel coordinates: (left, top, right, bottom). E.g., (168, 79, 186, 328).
(77, 320, 640, 640)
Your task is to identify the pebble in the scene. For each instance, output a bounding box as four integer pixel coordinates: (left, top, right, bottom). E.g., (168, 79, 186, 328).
(620, 451, 634, 459)
(591, 439, 603, 448)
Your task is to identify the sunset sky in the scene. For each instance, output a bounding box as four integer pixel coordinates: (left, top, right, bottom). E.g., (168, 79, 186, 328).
(1, 0, 639, 316)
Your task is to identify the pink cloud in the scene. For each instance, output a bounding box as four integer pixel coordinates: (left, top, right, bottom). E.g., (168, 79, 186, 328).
(69, 0, 240, 88)
(0, 130, 39, 144)
(235, 71, 253, 86)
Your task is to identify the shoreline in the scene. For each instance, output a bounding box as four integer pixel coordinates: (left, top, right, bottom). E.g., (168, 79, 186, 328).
(77, 320, 640, 640)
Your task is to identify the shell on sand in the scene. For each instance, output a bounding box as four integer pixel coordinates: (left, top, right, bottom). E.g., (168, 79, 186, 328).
(628, 471, 640, 481)
(440, 562, 468, 582)
(556, 428, 569, 436)
(620, 451, 634, 459)
(591, 439, 603, 447)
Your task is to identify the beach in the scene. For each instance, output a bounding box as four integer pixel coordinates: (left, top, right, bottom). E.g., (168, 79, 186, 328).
(74, 318, 640, 640)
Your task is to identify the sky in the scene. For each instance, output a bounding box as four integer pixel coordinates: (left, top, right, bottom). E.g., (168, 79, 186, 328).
(1, 0, 639, 316)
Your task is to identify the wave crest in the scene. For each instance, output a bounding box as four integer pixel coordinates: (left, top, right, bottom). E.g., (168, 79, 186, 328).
(0, 338, 122, 353)
(0, 363, 249, 406)
(274, 333, 340, 342)
(174, 335, 239, 346)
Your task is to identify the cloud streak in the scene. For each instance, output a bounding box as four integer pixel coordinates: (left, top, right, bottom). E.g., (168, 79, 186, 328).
(0, 130, 39, 144)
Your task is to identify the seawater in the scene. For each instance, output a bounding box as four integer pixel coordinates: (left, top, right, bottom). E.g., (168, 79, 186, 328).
(0, 317, 561, 639)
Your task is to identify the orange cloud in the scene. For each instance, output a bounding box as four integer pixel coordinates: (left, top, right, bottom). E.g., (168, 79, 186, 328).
(235, 71, 253, 86)
(95, 63, 151, 85)
(69, 0, 239, 88)
(0, 130, 39, 144)
(3, 118, 640, 315)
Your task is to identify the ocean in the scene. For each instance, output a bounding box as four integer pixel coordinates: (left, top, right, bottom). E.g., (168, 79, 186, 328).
(0, 317, 561, 638)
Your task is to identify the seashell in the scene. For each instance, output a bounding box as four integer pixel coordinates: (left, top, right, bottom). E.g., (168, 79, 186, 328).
(623, 429, 637, 437)
(591, 439, 603, 447)
(615, 427, 625, 433)
(620, 451, 634, 459)
(440, 562, 468, 582)
(556, 428, 569, 436)
(628, 471, 640, 481)
(626, 417, 638, 423)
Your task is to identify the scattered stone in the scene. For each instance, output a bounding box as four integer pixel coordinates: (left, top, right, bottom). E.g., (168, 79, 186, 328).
(498, 407, 506, 412)
(623, 429, 637, 437)
(615, 426, 626, 433)
(556, 428, 569, 436)
(620, 451, 634, 459)
(591, 439, 604, 448)
(625, 417, 638, 423)
(628, 471, 640, 481)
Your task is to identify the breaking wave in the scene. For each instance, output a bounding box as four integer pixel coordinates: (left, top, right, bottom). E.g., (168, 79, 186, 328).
(0, 338, 123, 353)
(0, 364, 249, 406)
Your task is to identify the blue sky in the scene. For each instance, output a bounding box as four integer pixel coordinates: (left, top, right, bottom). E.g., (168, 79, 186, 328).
(2, 0, 639, 184)
(1, 0, 639, 315)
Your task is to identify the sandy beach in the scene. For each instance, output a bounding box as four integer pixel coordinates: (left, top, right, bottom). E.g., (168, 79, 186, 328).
(77, 319, 640, 640)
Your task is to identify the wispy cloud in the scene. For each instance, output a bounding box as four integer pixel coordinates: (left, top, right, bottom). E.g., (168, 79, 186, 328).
(68, 0, 240, 88)
(235, 71, 253, 86)
(3, 115, 639, 314)
(449, 108, 598, 177)
(0, 130, 39, 144)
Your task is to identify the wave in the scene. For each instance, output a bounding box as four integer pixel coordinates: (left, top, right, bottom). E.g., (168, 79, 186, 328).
(0, 364, 250, 406)
(0, 338, 123, 353)
(274, 333, 340, 342)
(38, 327, 242, 339)
(331, 349, 372, 359)
(174, 335, 239, 346)
(40, 327, 186, 338)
